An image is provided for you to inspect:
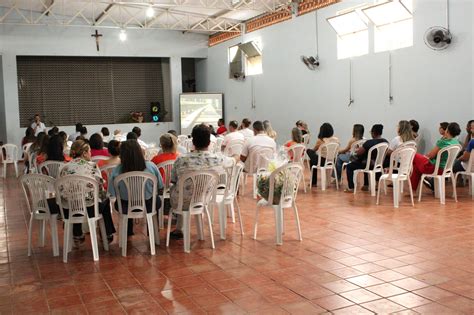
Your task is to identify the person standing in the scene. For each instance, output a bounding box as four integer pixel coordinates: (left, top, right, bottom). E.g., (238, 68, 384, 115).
(31, 114, 46, 136)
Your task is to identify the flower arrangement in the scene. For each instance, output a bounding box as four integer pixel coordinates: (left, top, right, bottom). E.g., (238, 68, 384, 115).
(257, 160, 286, 205)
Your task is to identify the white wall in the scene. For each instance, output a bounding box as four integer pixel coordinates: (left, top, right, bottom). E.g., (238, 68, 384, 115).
(197, 0, 474, 152)
(0, 25, 208, 146)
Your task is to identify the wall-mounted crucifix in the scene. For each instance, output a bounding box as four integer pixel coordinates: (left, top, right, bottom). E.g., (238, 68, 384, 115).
(91, 29, 103, 52)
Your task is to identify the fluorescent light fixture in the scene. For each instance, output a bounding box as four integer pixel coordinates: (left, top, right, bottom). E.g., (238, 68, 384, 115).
(362, 0, 412, 27)
(119, 29, 127, 41)
(146, 6, 155, 18)
(327, 11, 368, 36)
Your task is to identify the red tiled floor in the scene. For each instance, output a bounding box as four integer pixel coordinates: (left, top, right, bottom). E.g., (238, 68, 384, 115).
(0, 168, 473, 314)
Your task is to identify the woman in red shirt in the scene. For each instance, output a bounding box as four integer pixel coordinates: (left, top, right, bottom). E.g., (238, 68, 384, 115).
(151, 133, 179, 181)
(89, 133, 110, 157)
(284, 127, 304, 160)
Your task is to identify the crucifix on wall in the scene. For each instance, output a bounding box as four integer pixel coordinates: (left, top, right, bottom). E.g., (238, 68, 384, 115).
(91, 29, 103, 52)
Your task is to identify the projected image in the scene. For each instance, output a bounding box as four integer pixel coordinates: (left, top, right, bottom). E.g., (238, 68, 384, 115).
(180, 93, 223, 135)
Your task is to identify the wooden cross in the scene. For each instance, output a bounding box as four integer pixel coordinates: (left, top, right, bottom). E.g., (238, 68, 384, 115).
(91, 29, 103, 52)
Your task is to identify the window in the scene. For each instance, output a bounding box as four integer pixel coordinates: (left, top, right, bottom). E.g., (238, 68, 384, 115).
(228, 40, 262, 78)
(338, 30, 369, 59)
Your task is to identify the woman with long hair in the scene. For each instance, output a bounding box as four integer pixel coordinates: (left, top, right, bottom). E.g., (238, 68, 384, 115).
(307, 123, 339, 187)
(296, 120, 309, 135)
(334, 124, 364, 181)
(89, 133, 110, 157)
(284, 127, 304, 161)
(108, 140, 163, 236)
(387, 120, 415, 156)
(263, 120, 277, 140)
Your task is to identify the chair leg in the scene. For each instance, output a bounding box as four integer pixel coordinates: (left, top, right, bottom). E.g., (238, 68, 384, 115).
(470, 174, 474, 200)
(146, 214, 156, 256)
(152, 214, 160, 246)
(418, 176, 424, 202)
(195, 214, 204, 241)
(253, 207, 260, 240)
(376, 178, 382, 205)
(369, 172, 376, 196)
(333, 166, 339, 190)
(98, 218, 108, 251)
(353, 171, 358, 194)
(309, 167, 314, 190)
(38, 219, 45, 247)
(440, 178, 446, 205)
(235, 200, 244, 236)
(50, 215, 59, 257)
(393, 180, 399, 208)
(301, 172, 307, 193)
(218, 202, 226, 240)
(183, 212, 191, 253)
(166, 210, 174, 247)
(451, 174, 458, 202)
(88, 220, 99, 261)
(205, 207, 215, 250)
(63, 222, 70, 263)
(228, 202, 235, 223)
(27, 215, 34, 257)
(293, 204, 302, 241)
(252, 174, 257, 199)
(273, 205, 283, 245)
(408, 179, 414, 206)
(14, 162, 18, 178)
(121, 216, 128, 257)
(159, 195, 164, 229)
(321, 168, 326, 191)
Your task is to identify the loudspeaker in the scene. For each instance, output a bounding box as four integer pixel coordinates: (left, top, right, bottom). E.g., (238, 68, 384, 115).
(150, 102, 160, 122)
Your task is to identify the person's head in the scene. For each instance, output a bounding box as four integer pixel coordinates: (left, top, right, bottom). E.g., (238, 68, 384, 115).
(445, 122, 461, 138)
(439, 122, 449, 136)
(89, 133, 104, 150)
(75, 135, 86, 141)
(192, 124, 211, 150)
(218, 118, 225, 127)
(25, 127, 35, 138)
(46, 135, 65, 161)
(167, 130, 178, 137)
(291, 127, 303, 143)
(208, 124, 216, 135)
(58, 131, 67, 143)
(107, 140, 121, 157)
(296, 120, 308, 131)
(252, 121, 265, 135)
(75, 123, 83, 132)
(397, 120, 414, 142)
(467, 120, 474, 134)
(39, 134, 50, 154)
(80, 126, 88, 136)
(48, 126, 59, 136)
(371, 124, 384, 138)
(409, 120, 419, 133)
(352, 124, 364, 140)
(126, 132, 138, 140)
(242, 118, 251, 128)
(263, 120, 274, 134)
(70, 140, 91, 160)
(34, 114, 41, 123)
(132, 126, 142, 138)
(101, 127, 110, 137)
(120, 140, 146, 173)
(160, 133, 177, 154)
(318, 123, 334, 139)
(229, 120, 238, 132)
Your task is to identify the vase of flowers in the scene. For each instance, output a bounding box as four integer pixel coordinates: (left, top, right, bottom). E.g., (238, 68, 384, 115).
(257, 160, 286, 205)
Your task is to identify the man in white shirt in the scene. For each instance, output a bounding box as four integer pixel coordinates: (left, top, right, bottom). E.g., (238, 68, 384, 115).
(68, 123, 83, 142)
(239, 118, 254, 139)
(222, 120, 245, 149)
(131, 126, 149, 149)
(240, 121, 277, 171)
(31, 114, 46, 136)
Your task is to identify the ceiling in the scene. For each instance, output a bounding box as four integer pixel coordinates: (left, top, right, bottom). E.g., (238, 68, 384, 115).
(0, 0, 291, 34)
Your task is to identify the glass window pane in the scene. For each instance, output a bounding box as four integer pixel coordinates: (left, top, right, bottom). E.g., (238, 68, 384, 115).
(337, 30, 369, 59)
(328, 11, 368, 36)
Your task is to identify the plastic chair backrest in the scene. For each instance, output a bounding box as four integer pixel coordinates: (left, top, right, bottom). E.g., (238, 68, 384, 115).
(398, 140, 417, 150)
(364, 142, 389, 172)
(217, 158, 235, 190)
(29, 152, 39, 173)
(287, 144, 306, 164)
(214, 137, 224, 153)
(350, 139, 366, 154)
(1, 144, 18, 163)
(184, 138, 194, 152)
(387, 147, 416, 177)
(431, 144, 462, 176)
(316, 142, 339, 167)
(224, 139, 244, 156)
(22, 143, 33, 158)
(226, 162, 245, 199)
(113, 171, 158, 217)
(55, 175, 100, 223)
(266, 163, 302, 207)
(144, 148, 159, 161)
(248, 146, 275, 174)
(20, 174, 55, 216)
(156, 160, 175, 191)
(91, 155, 109, 162)
(39, 161, 66, 179)
(302, 134, 311, 147)
(175, 170, 219, 212)
(177, 135, 188, 145)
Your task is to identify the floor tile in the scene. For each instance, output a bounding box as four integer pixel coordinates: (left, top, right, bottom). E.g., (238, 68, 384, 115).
(312, 294, 354, 311)
(340, 288, 381, 304)
(388, 292, 431, 308)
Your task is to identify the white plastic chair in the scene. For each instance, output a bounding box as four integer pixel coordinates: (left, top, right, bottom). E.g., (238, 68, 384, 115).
(253, 163, 303, 245)
(29, 152, 39, 174)
(144, 148, 160, 161)
(223, 139, 244, 157)
(156, 160, 175, 229)
(340, 139, 366, 185)
(377, 147, 416, 208)
(21, 174, 59, 257)
(244, 146, 275, 199)
(38, 161, 66, 179)
(1, 144, 19, 178)
(184, 138, 194, 152)
(418, 144, 462, 205)
(54, 175, 109, 263)
(286, 144, 307, 193)
(454, 149, 474, 200)
(310, 142, 340, 191)
(91, 155, 109, 163)
(177, 135, 188, 145)
(354, 142, 389, 196)
(113, 172, 160, 257)
(215, 161, 245, 240)
(302, 134, 311, 169)
(398, 140, 417, 150)
(214, 137, 224, 153)
(22, 143, 33, 160)
(166, 171, 219, 253)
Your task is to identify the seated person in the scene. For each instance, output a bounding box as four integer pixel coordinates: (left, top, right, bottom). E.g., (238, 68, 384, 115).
(152, 133, 179, 182)
(462, 120, 474, 151)
(108, 140, 163, 236)
(284, 127, 304, 161)
(89, 133, 110, 157)
(454, 136, 474, 174)
(239, 118, 254, 139)
(97, 140, 121, 190)
(169, 124, 228, 239)
(387, 120, 415, 156)
(345, 124, 388, 192)
(410, 119, 421, 146)
(167, 130, 188, 154)
(263, 120, 277, 140)
(307, 123, 339, 186)
(132, 126, 149, 149)
(296, 120, 309, 135)
(38, 135, 71, 166)
(334, 124, 364, 181)
(101, 127, 111, 144)
(240, 121, 277, 172)
(216, 118, 227, 135)
(222, 120, 245, 150)
(68, 123, 82, 142)
(438, 122, 449, 139)
(410, 122, 461, 191)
